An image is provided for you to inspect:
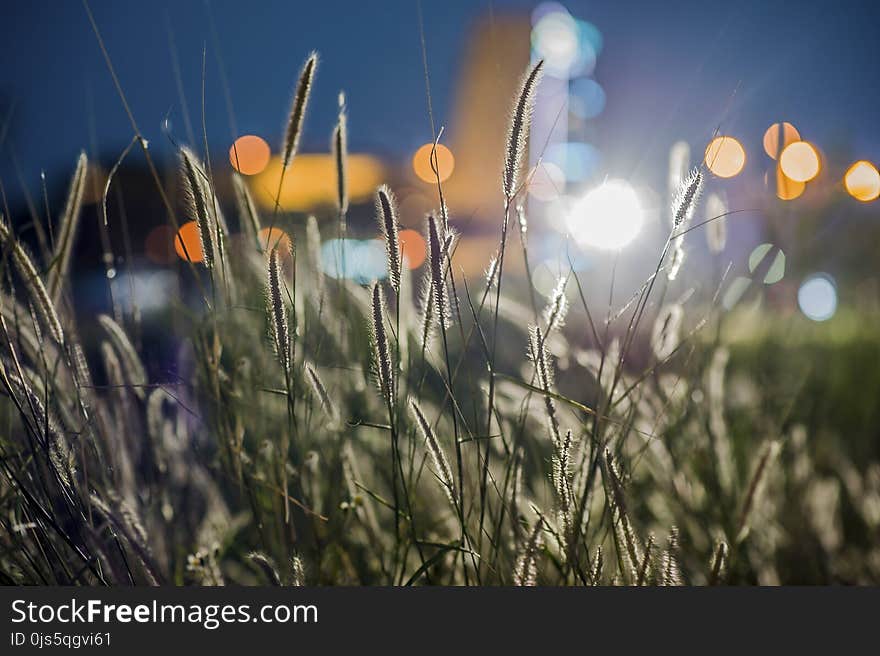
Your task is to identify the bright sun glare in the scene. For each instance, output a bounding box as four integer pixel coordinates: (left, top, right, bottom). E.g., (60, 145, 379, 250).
(567, 180, 644, 250)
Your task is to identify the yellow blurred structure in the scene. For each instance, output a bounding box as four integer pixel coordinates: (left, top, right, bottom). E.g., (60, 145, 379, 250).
(251, 154, 385, 212)
(844, 160, 880, 202)
(442, 15, 531, 220)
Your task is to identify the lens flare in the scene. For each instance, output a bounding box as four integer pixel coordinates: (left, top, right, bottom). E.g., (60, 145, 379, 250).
(567, 180, 643, 251)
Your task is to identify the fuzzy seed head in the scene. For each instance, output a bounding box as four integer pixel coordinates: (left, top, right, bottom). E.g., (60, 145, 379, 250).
(0, 216, 64, 344)
(543, 276, 568, 332)
(485, 252, 500, 289)
(305, 361, 337, 420)
(179, 147, 215, 268)
(370, 283, 393, 406)
(282, 53, 318, 170)
(98, 314, 148, 400)
(376, 185, 401, 292)
(426, 213, 450, 330)
(48, 151, 88, 302)
(409, 398, 456, 509)
(513, 518, 543, 586)
(503, 60, 544, 201)
(266, 249, 290, 372)
(672, 168, 703, 230)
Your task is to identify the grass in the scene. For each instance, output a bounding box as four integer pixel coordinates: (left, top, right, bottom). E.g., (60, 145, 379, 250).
(0, 14, 878, 586)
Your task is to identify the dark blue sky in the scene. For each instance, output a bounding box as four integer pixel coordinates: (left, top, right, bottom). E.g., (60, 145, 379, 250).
(2, 0, 879, 208)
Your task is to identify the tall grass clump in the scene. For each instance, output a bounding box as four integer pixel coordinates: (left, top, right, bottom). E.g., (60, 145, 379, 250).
(1, 32, 877, 588)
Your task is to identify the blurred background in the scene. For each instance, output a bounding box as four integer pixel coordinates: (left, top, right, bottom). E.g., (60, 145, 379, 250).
(1, 0, 879, 372)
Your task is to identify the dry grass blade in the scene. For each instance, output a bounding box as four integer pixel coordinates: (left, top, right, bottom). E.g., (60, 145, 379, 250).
(98, 314, 148, 400)
(305, 361, 336, 420)
(0, 215, 64, 344)
(48, 151, 88, 302)
(543, 276, 568, 333)
(736, 440, 781, 543)
(248, 552, 282, 585)
(231, 173, 262, 251)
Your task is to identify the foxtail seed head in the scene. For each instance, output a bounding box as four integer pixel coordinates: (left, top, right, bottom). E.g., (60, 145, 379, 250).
(503, 60, 544, 201)
(282, 53, 318, 170)
(376, 185, 401, 292)
(266, 249, 291, 372)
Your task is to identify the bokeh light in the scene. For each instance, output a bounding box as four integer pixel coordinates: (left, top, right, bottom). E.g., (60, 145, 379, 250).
(527, 161, 565, 201)
(844, 160, 880, 202)
(569, 78, 606, 119)
(229, 135, 271, 175)
(413, 143, 455, 184)
(798, 273, 837, 321)
(774, 165, 806, 200)
(259, 227, 292, 253)
(531, 2, 568, 25)
(779, 141, 820, 182)
(531, 9, 595, 77)
(174, 221, 204, 263)
(704, 136, 746, 178)
(763, 122, 801, 160)
(321, 238, 387, 283)
(748, 243, 785, 284)
(567, 180, 643, 250)
(398, 229, 426, 269)
(545, 142, 601, 182)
